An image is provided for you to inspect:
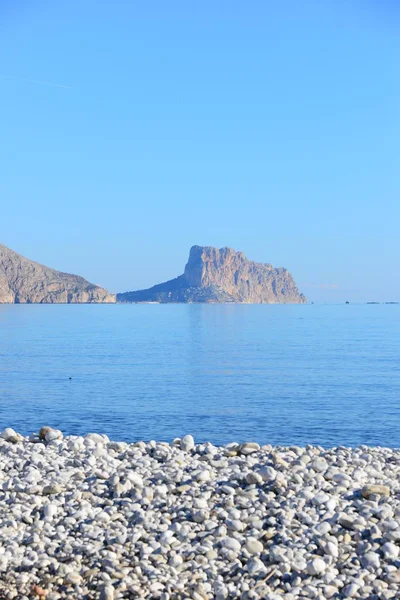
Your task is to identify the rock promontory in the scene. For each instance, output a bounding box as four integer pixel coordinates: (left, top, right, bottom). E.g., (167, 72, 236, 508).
(0, 244, 115, 303)
(118, 245, 306, 304)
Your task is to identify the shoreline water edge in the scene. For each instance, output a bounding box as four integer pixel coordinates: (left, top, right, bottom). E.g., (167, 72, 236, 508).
(0, 428, 399, 599)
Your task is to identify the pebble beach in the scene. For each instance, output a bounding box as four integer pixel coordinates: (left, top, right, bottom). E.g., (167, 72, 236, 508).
(0, 428, 400, 600)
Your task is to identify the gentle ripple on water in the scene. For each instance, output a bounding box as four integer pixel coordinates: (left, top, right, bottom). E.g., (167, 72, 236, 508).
(0, 303, 399, 447)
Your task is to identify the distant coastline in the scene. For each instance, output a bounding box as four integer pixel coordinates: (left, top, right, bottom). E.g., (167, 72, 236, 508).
(1, 243, 306, 305)
(2, 242, 399, 306)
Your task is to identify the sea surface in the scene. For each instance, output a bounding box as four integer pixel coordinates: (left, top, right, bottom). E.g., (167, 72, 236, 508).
(0, 304, 399, 447)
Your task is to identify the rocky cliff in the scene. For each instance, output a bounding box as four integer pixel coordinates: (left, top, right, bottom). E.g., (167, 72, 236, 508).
(118, 246, 306, 304)
(0, 244, 115, 304)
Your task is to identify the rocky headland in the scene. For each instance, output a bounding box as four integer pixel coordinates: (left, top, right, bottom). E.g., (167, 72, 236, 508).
(118, 246, 306, 304)
(0, 244, 115, 304)
(0, 428, 399, 599)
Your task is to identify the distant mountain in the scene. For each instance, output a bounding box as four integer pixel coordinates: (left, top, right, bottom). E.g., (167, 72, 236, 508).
(0, 244, 115, 304)
(118, 245, 306, 304)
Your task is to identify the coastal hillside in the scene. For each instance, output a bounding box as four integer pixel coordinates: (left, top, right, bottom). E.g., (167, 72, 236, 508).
(0, 244, 115, 304)
(118, 245, 306, 304)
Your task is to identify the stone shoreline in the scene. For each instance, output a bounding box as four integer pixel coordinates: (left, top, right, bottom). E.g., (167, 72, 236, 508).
(0, 428, 399, 599)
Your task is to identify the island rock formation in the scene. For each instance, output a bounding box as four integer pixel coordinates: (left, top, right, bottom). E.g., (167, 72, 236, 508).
(118, 246, 306, 304)
(0, 244, 115, 303)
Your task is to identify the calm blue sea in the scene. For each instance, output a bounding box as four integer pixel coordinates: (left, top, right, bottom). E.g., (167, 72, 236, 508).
(0, 304, 399, 447)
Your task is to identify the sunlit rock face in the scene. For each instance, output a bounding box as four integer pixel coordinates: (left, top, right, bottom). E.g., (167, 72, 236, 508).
(118, 245, 306, 304)
(0, 244, 115, 304)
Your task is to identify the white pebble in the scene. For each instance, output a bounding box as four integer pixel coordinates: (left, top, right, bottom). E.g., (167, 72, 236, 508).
(100, 585, 114, 600)
(221, 537, 241, 553)
(307, 558, 326, 575)
(381, 542, 399, 559)
(244, 538, 263, 554)
(361, 551, 380, 570)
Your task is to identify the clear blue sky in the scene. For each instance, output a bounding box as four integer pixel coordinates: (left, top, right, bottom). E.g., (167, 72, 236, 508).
(1, 1, 399, 302)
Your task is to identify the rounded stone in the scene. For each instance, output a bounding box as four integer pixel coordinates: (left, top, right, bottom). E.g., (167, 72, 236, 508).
(38, 426, 52, 440)
(0, 428, 22, 443)
(381, 542, 399, 559)
(239, 442, 260, 455)
(244, 538, 263, 554)
(181, 434, 195, 452)
(44, 428, 63, 442)
(323, 586, 338, 599)
(315, 521, 331, 535)
(361, 552, 380, 570)
(65, 572, 82, 585)
(307, 558, 326, 575)
(220, 537, 241, 553)
(247, 557, 265, 574)
(323, 541, 339, 557)
(343, 583, 359, 597)
(246, 472, 263, 485)
(43, 504, 57, 520)
(99, 585, 115, 600)
(311, 458, 328, 473)
(42, 484, 63, 495)
(257, 466, 277, 482)
(362, 484, 390, 499)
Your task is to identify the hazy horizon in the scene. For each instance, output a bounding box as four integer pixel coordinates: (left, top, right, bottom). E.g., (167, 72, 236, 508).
(1, 1, 399, 303)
